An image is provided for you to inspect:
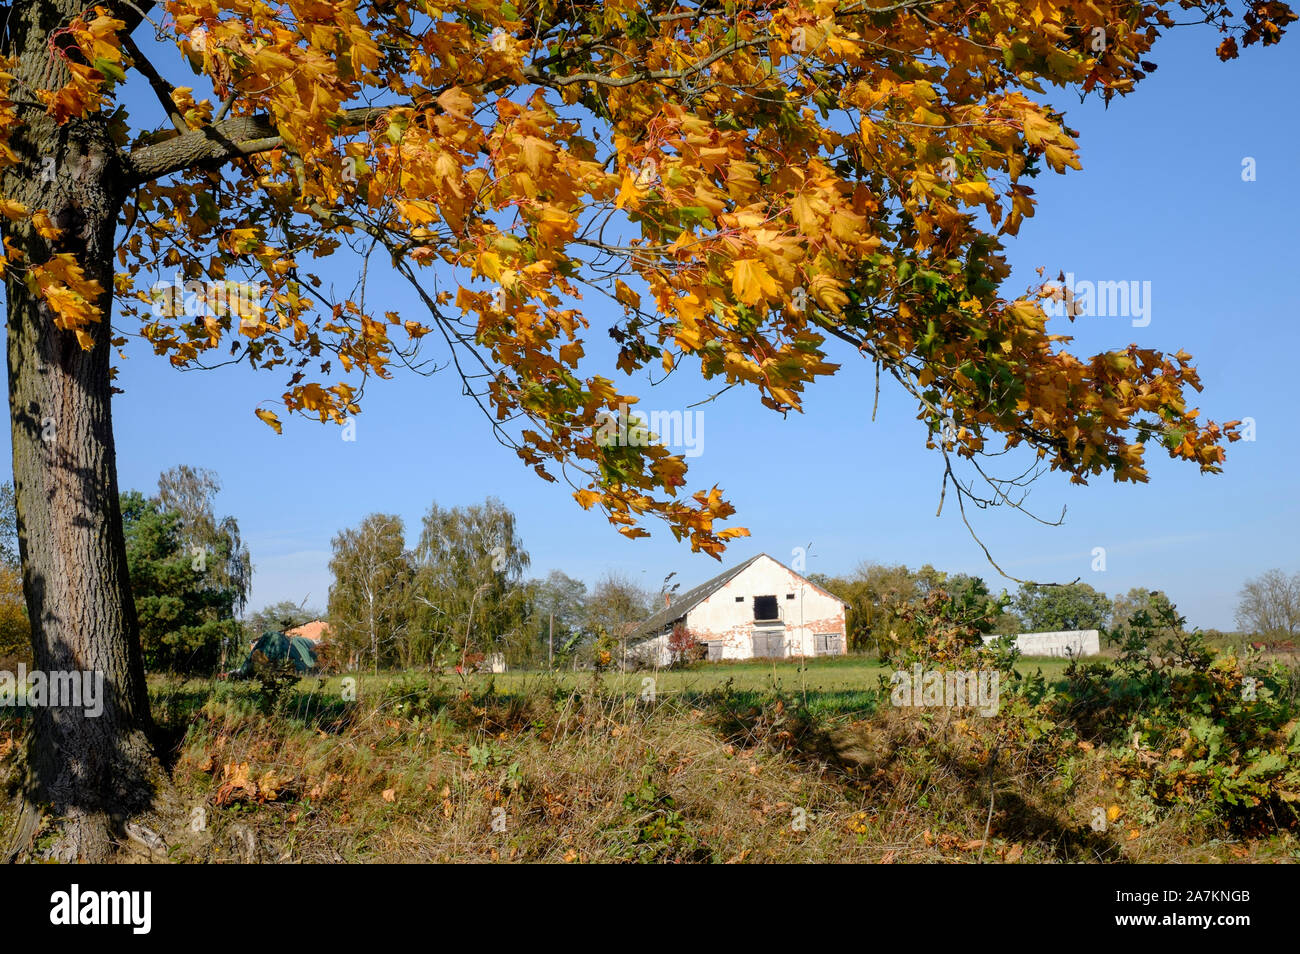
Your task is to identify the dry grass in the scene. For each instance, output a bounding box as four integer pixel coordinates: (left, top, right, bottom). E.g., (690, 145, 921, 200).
(2, 666, 1297, 863)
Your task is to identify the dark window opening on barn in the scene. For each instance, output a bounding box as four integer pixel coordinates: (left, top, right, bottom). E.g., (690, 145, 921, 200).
(785, 593, 795, 599)
(753, 595, 779, 621)
(735, 596, 744, 602)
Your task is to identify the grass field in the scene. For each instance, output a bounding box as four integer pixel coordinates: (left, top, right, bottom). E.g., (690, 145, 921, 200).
(4, 652, 1295, 863)
(297, 654, 1076, 720)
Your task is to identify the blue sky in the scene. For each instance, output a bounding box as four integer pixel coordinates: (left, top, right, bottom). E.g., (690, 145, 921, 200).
(10, 24, 1297, 630)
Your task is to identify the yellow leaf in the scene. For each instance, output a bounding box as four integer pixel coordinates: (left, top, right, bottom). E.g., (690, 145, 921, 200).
(613, 279, 641, 310)
(730, 258, 779, 306)
(436, 87, 474, 119)
(1043, 142, 1081, 173)
(255, 408, 283, 434)
(396, 199, 439, 226)
(952, 181, 996, 205)
(674, 316, 703, 351)
(808, 274, 849, 313)
(790, 193, 821, 232)
(520, 136, 552, 175)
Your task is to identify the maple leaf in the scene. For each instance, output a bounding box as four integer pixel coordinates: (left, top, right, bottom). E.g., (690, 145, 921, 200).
(6, 0, 1279, 565)
(255, 408, 283, 434)
(730, 259, 779, 306)
(573, 489, 601, 509)
(214, 762, 257, 806)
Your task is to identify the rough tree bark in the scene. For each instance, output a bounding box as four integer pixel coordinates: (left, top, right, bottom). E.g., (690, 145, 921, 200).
(2, 0, 161, 862)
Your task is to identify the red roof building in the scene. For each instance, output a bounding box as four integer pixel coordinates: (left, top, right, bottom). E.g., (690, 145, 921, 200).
(285, 619, 332, 643)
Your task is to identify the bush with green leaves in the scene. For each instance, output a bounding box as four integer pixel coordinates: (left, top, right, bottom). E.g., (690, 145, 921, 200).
(250, 655, 302, 713)
(1052, 604, 1300, 829)
(879, 585, 1008, 668)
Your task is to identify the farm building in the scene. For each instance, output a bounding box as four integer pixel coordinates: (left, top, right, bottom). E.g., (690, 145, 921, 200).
(980, 629, 1101, 657)
(630, 553, 848, 666)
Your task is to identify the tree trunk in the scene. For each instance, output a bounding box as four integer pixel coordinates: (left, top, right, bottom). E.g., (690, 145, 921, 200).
(2, 1, 159, 862)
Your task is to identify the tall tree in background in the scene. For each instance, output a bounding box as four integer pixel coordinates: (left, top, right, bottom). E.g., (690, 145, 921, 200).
(411, 498, 529, 665)
(1014, 582, 1111, 633)
(0, 481, 18, 569)
(527, 570, 588, 667)
(156, 465, 251, 617)
(0, 562, 29, 665)
(814, 563, 916, 653)
(1, 0, 1290, 860)
(327, 513, 412, 672)
(1236, 570, 1300, 640)
(1111, 588, 1177, 632)
(817, 562, 1009, 653)
(583, 572, 653, 657)
(121, 489, 243, 673)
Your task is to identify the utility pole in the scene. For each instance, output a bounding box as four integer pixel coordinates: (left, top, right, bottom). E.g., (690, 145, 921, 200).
(548, 612, 554, 669)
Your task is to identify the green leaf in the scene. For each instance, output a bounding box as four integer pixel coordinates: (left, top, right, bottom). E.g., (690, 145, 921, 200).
(93, 57, 126, 84)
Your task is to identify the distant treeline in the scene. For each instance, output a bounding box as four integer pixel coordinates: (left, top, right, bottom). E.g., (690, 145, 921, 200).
(2, 476, 1293, 674)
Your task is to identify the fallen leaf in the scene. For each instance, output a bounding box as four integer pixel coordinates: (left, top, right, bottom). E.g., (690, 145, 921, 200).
(213, 762, 257, 807)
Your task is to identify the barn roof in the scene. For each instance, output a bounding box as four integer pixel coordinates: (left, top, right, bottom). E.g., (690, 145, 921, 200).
(636, 554, 765, 637)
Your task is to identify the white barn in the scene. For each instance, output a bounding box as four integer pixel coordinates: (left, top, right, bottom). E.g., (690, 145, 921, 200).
(630, 554, 848, 666)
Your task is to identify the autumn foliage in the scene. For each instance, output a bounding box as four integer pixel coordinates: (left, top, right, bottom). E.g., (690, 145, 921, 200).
(1, 0, 1293, 556)
(0, 564, 31, 667)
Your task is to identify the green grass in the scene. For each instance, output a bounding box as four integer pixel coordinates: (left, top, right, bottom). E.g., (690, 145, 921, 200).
(155, 653, 1073, 724)
(492, 655, 1072, 717)
(1, 654, 1080, 737)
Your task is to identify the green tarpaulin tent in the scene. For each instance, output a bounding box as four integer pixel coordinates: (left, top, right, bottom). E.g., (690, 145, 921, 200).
(229, 631, 319, 678)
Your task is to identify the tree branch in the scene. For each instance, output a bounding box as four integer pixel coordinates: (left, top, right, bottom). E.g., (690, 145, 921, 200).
(113, 0, 159, 34)
(121, 32, 189, 133)
(122, 105, 395, 184)
(123, 114, 278, 183)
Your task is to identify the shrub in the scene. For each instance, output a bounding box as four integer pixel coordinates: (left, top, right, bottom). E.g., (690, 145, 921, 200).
(667, 622, 704, 667)
(1052, 605, 1300, 830)
(250, 653, 302, 713)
